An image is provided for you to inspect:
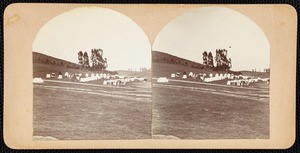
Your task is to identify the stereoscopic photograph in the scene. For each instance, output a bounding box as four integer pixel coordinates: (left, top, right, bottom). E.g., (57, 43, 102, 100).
(31, 6, 270, 140)
(152, 7, 270, 139)
(32, 7, 152, 140)
(4, 3, 296, 149)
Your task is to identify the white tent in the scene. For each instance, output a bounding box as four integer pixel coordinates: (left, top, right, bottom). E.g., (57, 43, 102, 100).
(103, 80, 107, 85)
(204, 77, 213, 82)
(57, 75, 63, 79)
(137, 77, 145, 81)
(200, 76, 205, 81)
(113, 80, 117, 86)
(227, 81, 231, 85)
(46, 74, 51, 78)
(157, 77, 169, 83)
(33, 78, 44, 84)
(119, 75, 125, 79)
(220, 74, 224, 79)
(64, 72, 69, 77)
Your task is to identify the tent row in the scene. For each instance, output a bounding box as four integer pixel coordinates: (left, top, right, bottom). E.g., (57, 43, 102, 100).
(170, 71, 236, 82)
(33, 71, 147, 86)
(227, 78, 269, 86)
(46, 72, 113, 81)
(103, 77, 147, 86)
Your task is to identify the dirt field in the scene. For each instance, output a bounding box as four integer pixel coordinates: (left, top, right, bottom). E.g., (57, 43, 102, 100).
(33, 80, 152, 140)
(152, 80, 269, 139)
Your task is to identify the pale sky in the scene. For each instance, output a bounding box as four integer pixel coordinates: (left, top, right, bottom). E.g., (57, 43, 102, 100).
(152, 7, 270, 71)
(32, 7, 151, 71)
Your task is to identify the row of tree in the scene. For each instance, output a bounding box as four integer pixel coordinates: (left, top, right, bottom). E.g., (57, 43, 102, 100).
(202, 52, 214, 68)
(78, 48, 108, 71)
(202, 49, 232, 71)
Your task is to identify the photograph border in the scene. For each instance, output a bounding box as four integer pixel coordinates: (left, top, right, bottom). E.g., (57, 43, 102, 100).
(2, 0, 299, 151)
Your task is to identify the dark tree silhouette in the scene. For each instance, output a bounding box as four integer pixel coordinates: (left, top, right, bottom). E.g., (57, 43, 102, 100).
(207, 52, 214, 68)
(89, 48, 107, 71)
(202, 51, 208, 65)
(215, 49, 221, 68)
(96, 49, 105, 70)
(215, 49, 231, 71)
(78, 51, 84, 67)
(83, 51, 90, 68)
(90, 49, 97, 69)
(228, 58, 232, 69)
(103, 58, 108, 70)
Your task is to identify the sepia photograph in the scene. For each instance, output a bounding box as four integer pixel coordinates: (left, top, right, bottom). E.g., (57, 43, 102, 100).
(32, 7, 152, 140)
(3, 3, 296, 149)
(152, 7, 270, 139)
(33, 6, 270, 140)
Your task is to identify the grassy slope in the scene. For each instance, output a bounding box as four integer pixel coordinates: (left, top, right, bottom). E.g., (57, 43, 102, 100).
(33, 63, 150, 79)
(33, 52, 96, 78)
(33, 82, 152, 140)
(152, 62, 215, 78)
(152, 52, 269, 139)
(33, 53, 152, 139)
(33, 52, 80, 68)
(152, 83, 269, 139)
(152, 51, 205, 69)
(34, 63, 87, 78)
(33, 52, 151, 79)
(152, 51, 270, 78)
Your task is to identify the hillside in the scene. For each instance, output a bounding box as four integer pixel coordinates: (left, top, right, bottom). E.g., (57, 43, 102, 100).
(33, 52, 80, 69)
(33, 52, 150, 78)
(152, 51, 205, 69)
(152, 62, 215, 78)
(152, 51, 244, 77)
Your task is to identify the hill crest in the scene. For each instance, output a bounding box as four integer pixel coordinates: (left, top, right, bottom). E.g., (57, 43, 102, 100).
(152, 51, 270, 78)
(152, 51, 205, 69)
(33, 52, 150, 78)
(33, 52, 80, 69)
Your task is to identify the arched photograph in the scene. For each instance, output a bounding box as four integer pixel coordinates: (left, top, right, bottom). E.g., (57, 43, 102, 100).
(32, 7, 152, 140)
(152, 7, 270, 139)
(4, 3, 297, 148)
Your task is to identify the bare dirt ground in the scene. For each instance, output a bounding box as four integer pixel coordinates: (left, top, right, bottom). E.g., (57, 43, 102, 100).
(152, 80, 269, 139)
(33, 80, 152, 140)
